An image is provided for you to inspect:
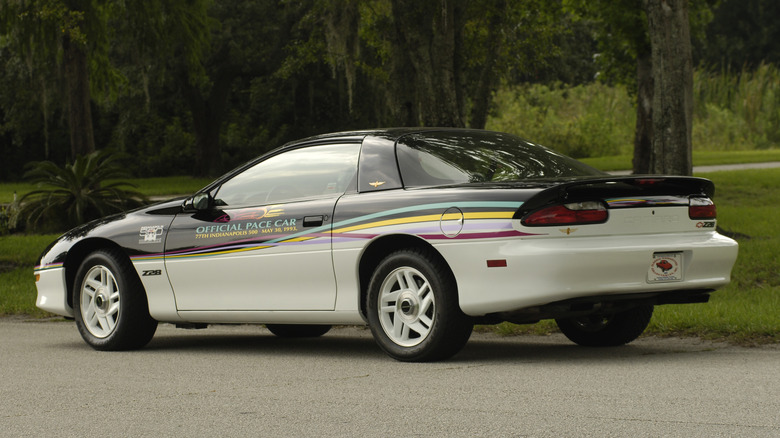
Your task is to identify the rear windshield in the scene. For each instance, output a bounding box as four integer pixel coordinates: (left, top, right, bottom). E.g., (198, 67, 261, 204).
(396, 131, 604, 187)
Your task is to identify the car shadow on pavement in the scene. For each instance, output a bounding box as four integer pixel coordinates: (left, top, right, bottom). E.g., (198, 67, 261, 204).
(453, 334, 725, 364)
(140, 325, 387, 359)
(125, 324, 725, 363)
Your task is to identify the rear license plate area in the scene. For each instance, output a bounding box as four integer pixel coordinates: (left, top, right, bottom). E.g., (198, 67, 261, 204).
(648, 252, 684, 283)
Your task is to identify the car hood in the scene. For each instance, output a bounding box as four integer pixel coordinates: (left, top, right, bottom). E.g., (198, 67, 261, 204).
(55, 197, 184, 241)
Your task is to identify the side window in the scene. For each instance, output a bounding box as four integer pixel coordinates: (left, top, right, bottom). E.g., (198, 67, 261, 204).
(214, 143, 360, 208)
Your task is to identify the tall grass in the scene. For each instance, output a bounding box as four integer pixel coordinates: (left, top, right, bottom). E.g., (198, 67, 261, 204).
(487, 82, 635, 158)
(693, 63, 780, 150)
(488, 64, 780, 156)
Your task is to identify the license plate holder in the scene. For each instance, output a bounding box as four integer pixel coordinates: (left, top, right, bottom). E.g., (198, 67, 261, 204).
(648, 252, 684, 283)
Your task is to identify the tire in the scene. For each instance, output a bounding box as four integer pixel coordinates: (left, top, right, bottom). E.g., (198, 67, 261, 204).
(266, 324, 332, 338)
(366, 248, 473, 362)
(555, 305, 654, 347)
(73, 248, 158, 351)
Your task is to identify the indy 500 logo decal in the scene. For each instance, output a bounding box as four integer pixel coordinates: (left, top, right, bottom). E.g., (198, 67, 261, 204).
(139, 225, 164, 244)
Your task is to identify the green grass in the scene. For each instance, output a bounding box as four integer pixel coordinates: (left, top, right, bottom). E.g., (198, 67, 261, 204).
(0, 176, 211, 204)
(645, 169, 780, 344)
(125, 176, 212, 198)
(693, 150, 780, 166)
(0, 182, 34, 204)
(0, 234, 60, 317)
(581, 149, 780, 172)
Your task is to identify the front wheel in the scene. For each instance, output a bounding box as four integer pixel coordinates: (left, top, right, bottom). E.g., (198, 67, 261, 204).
(555, 305, 654, 347)
(366, 248, 473, 362)
(73, 249, 158, 350)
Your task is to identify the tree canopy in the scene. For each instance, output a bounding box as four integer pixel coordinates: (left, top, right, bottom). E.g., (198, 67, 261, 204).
(0, 0, 775, 179)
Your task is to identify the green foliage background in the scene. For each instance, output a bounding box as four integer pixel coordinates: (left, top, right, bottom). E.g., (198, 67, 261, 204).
(1, 0, 778, 179)
(488, 64, 780, 158)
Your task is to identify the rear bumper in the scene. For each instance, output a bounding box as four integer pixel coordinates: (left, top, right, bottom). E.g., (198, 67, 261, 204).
(435, 232, 739, 316)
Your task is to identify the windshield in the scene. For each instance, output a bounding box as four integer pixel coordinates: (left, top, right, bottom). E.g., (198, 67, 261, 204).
(396, 131, 605, 188)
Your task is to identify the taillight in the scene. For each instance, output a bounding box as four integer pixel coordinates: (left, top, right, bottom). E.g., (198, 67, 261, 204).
(689, 197, 716, 219)
(522, 201, 608, 226)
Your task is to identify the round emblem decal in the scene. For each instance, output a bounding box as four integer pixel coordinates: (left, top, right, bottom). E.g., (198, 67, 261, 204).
(650, 256, 680, 278)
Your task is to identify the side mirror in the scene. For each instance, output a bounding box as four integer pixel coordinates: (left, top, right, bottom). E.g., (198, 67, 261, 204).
(188, 193, 210, 211)
(193, 193, 210, 210)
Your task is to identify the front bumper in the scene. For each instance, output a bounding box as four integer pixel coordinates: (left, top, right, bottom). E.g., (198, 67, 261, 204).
(35, 267, 73, 317)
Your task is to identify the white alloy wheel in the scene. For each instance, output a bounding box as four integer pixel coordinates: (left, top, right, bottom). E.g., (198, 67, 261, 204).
(73, 249, 157, 350)
(377, 266, 436, 347)
(79, 264, 121, 338)
(367, 248, 473, 362)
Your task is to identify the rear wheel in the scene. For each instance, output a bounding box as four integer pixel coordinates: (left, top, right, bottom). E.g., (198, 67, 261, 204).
(366, 248, 473, 362)
(73, 249, 158, 350)
(266, 324, 331, 338)
(555, 305, 654, 347)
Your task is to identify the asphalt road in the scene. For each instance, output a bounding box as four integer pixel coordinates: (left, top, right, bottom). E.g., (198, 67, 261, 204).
(1, 319, 778, 437)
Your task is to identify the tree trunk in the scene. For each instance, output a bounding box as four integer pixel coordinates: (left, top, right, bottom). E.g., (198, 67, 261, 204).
(643, 0, 693, 176)
(390, 0, 465, 127)
(384, 26, 419, 127)
(468, 1, 504, 129)
(183, 45, 235, 177)
(184, 82, 228, 178)
(323, 0, 360, 115)
(632, 52, 653, 174)
(39, 77, 51, 160)
(62, 34, 96, 160)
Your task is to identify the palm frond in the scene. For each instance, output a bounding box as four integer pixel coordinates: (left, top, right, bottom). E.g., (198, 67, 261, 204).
(18, 150, 149, 232)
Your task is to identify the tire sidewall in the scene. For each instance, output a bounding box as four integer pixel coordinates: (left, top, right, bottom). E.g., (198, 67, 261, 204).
(556, 305, 654, 347)
(73, 249, 155, 350)
(367, 249, 471, 361)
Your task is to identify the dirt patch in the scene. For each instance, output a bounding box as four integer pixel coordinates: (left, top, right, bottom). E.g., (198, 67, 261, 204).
(717, 226, 751, 240)
(0, 262, 18, 274)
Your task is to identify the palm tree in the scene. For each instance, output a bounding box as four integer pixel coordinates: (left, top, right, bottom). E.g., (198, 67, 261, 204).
(20, 150, 147, 232)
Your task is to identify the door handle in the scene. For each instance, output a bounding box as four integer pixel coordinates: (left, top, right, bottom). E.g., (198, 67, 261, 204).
(303, 216, 324, 227)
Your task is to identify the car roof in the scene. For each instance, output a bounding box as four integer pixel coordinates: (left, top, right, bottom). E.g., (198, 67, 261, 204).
(286, 127, 492, 148)
(203, 128, 510, 194)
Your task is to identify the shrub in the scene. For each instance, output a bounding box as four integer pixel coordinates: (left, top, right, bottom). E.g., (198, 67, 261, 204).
(487, 82, 635, 157)
(0, 195, 22, 235)
(18, 150, 147, 233)
(693, 63, 780, 150)
(489, 64, 780, 155)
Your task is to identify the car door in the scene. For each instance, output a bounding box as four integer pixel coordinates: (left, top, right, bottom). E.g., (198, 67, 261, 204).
(164, 142, 361, 311)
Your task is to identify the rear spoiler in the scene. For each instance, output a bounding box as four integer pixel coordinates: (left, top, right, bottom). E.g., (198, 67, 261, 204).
(514, 176, 715, 219)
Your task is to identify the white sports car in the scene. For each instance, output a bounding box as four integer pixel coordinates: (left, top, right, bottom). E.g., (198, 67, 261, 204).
(34, 128, 738, 361)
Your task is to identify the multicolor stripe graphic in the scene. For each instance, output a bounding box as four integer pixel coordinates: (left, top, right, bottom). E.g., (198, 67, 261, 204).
(34, 262, 64, 273)
(134, 201, 530, 262)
